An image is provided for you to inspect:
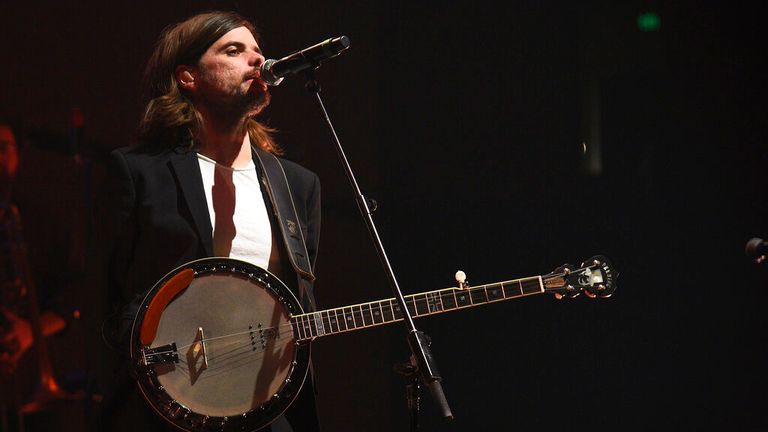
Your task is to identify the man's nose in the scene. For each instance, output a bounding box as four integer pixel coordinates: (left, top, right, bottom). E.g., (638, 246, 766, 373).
(249, 50, 265, 67)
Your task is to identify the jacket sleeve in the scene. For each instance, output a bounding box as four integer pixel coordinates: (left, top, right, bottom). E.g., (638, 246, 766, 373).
(85, 150, 137, 354)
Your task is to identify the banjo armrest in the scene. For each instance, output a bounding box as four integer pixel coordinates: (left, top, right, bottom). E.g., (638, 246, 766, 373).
(139, 268, 195, 346)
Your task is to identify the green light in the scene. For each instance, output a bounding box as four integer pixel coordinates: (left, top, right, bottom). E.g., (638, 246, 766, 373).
(637, 12, 660, 32)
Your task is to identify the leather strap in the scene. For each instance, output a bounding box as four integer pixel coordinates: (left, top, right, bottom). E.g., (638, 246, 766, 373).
(252, 147, 316, 282)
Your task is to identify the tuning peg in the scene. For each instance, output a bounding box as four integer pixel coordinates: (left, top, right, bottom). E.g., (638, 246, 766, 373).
(455, 270, 468, 289)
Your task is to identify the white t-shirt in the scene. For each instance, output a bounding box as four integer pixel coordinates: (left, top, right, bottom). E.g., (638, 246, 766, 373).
(197, 153, 273, 269)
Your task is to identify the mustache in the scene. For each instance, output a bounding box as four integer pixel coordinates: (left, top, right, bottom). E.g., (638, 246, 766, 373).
(244, 69, 262, 81)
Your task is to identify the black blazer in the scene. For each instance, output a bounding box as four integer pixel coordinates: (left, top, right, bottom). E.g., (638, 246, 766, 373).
(90, 143, 321, 344)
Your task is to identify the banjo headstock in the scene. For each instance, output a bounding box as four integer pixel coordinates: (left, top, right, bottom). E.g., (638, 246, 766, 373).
(543, 255, 617, 299)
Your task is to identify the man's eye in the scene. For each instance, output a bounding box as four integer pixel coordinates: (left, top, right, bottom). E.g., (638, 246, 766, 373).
(226, 49, 239, 56)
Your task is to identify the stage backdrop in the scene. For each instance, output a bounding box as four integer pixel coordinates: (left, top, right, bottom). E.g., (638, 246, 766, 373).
(1, 1, 766, 430)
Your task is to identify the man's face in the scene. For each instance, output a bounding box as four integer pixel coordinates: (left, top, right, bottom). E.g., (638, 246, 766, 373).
(192, 26, 270, 117)
(0, 125, 18, 180)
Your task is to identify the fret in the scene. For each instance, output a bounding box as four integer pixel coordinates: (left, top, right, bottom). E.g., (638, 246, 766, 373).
(352, 306, 365, 328)
(304, 314, 315, 338)
(301, 315, 313, 338)
(361, 304, 373, 326)
(413, 294, 428, 316)
(296, 315, 304, 339)
(393, 301, 404, 320)
(486, 284, 503, 301)
(521, 278, 542, 296)
(405, 298, 417, 316)
(312, 314, 321, 336)
(312, 313, 324, 336)
(440, 289, 458, 310)
(343, 307, 356, 329)
(335, 309, 346, 332)
(291, 319, 301, 339)
(320, 312, 330, 335)
(292, 317, 301, 339)
(372, 302, 384, 324)
(455, 290, 472, 308)
(382, 300, 394, 322)
(427, 292, 442, 313)
(501, 281, 516, 298)
(518, 279, 525, 296)
(470, 287, 487, 305)
(328, 310, 340, 333)
(406, 296, 417, 315)
(437, 290, 445, 311)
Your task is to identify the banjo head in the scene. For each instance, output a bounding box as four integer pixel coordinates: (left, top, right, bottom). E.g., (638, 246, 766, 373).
(130, 258, 309, 432)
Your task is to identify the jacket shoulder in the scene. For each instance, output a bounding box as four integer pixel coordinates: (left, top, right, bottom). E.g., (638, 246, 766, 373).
(276, 156, 318, 182)
(111, 143, 178, 163)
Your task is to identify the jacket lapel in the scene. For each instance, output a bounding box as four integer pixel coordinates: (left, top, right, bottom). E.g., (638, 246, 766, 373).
(169, 147, 213, 256)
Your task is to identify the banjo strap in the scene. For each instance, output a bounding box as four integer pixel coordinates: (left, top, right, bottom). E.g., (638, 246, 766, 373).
(252, 147, 316, 283)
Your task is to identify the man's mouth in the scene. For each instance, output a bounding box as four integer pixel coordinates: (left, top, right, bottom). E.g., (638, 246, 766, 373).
(245, 74, 268, 92)
(245, 70, 261, 82)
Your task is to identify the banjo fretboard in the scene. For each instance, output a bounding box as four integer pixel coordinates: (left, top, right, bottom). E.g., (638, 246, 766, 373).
(291, 276, 545, 341)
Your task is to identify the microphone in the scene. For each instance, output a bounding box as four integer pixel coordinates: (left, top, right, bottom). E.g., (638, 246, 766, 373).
(261, 36, 350, 86)
(746, 237, 768, 263)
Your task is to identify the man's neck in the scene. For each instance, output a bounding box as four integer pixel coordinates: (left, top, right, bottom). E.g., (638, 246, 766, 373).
(197, 115, 253, 168)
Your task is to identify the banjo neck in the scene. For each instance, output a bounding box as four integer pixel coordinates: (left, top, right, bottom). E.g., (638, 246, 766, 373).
(291, 255, 617, 341)
(291, 275, 546, 341)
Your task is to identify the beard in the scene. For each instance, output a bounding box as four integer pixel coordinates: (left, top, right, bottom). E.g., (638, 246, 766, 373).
(244, 85, 271, 117)
(196, 72, 271, 121)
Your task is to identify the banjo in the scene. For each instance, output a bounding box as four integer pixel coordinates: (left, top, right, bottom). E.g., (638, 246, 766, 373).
(130, 255, 617, 431)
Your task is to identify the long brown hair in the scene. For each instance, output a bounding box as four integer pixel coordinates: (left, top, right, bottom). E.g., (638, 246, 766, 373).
(139, 11, 280, 154)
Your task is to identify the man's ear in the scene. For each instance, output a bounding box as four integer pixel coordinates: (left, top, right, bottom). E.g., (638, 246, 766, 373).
(175, 65, 196, 91)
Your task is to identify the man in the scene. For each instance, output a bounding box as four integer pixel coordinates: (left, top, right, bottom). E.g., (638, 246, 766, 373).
(1, 121, 71, 430)
(91, 11, 321, 431)
(1, 122, 69, 375)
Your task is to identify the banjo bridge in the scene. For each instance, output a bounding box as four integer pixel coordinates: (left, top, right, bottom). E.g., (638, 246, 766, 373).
(140, 342, 179, 367)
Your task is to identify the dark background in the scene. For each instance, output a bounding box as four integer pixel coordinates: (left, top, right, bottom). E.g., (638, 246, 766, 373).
(2, 1, 766, 430)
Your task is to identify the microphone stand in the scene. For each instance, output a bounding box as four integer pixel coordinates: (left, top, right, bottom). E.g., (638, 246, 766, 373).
(302, 68, 454, 428)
